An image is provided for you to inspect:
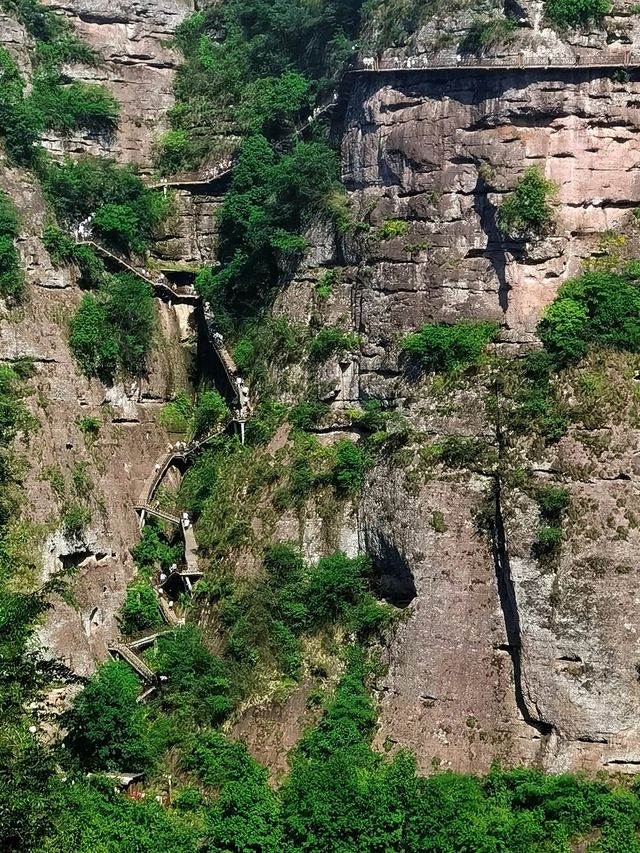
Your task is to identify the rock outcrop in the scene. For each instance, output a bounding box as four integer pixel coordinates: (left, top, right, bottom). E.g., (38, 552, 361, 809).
(6, 0, 640, 773)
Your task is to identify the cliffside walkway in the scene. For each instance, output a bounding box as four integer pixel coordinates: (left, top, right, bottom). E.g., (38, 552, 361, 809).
(133, 415, 242, 586)
(134, 505, 182, 526)
(108, 641, 156, 684)
(350, 52, 640, 74)
(76, 239, 199, 303)
(157, 594, 180, 625)
(203, 302, 251, 427)
(147, 159, 234, 193)
(105, 153, 259, 692)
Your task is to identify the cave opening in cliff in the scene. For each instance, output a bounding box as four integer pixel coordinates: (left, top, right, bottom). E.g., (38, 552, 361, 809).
(370, 537, 417, 608)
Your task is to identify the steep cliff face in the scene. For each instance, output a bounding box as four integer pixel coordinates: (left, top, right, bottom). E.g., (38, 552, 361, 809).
(330, 62, 640, 772)
(0, 0, 193, 675)
(6, 0, 640, 776)
(42, 0, 192, 166)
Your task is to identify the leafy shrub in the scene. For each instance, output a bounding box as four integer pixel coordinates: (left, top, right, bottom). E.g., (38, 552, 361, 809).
(537, 266, 640, 372)
(244, 399, 288, 445)
(154, 626, 234, 724)
(504, 364, 569, 445)
(308, 327, 359, 362)
(232, 317, 307, 395)
(62, 502, 91, 537)
(165, 0, 361, 171)
(197, 134, 341, 317)
(64, 660, 153, 770)
(497, 166, 558, 239)
(119, 580, 162, 635)
(402, 321, 499, 373)
(536, 485, 570, 521)
(332, 439, 370, 493)
(158, 391, 194, 434)
(131, 521, 182, 569)
(544, 0, 610, 27)
(425, 435, 494, 469)
(0, 192, 24, 299)
(0, 3, 117, 165)
(459, 16, 517, 55)
(533, 524, 563, 557)
(4, 0, 87, 48)
(43, 225, 106, 287)
(69, 273, 155, 382)
(315, 267, 341, 299)
(75, 416, 101, 436)
(41, 157, 169, 254)
(219, 545, 390, 685)
(31, 78, 118, 135)
(373, 219, 408, 241)
(289, 399, 329, 430)
(193, 389, 229, 438)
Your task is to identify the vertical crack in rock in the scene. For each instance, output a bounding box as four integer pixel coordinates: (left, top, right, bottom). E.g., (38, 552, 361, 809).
(491, 385, 553, 737)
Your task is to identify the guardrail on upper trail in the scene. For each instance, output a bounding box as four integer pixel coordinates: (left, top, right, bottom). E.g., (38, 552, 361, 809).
(351, 51, 640, 73)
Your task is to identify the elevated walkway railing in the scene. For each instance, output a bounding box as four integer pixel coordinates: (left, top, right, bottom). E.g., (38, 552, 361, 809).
(134, 504, 181, 526)
(127, 629, 173, 651)
(147, 163, 234, 192)
(157, 595, 181, 625)
(108, 642, 156, 683)
(76, 239, 199, 303)
(136, 448, 187, 509)
(351, 51, 640, 73)
(203, 303, 252, 420)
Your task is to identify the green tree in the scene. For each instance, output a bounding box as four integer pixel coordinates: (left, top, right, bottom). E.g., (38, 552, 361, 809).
(192, 389, 229, 439)
(544, 0, 610, 27)
(497, 166, 558, 239)
(154, 626, 234, 724)
(0, 191, 24, 299)
(401, 321, 499, 373)
(119, 581, 162, 635)
(64, 660, 152, 770)
(69, 274, 155, 382)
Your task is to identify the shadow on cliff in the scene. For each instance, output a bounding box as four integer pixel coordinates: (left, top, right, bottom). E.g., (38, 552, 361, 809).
(369, 535, 417, 608)
(472, 174, 512, 313)
(488, 474, 553, 738)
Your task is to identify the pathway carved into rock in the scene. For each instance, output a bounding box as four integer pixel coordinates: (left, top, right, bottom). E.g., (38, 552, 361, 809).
(103, 160, 257, 690)
(76, 239, 199, 303)
(352, 51, 640, 73)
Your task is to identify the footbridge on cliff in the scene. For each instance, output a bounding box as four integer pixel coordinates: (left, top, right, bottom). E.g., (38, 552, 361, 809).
(348, 51, 640, 75)
(76, 239, 199, 303)
(106, 144, 259, 691)
(147, 159, 234, 193)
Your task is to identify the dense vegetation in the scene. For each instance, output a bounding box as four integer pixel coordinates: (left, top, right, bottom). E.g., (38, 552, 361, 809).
(459, 16, 517, 56)
(538, 264, 640, 369)
(160, 0, 364, 172)
(0, 191, 24, 299)
(402, 321, 499, 373)
(41, 157, 169, 255)
(166, 1, 363, 326)
(1, 0, 170, 386)
(196, 132, 343, 323)
(497, 166, 557, 239)
(69, 273, 155, 382)
(5, 1, 640, 851)
(544, 0, 610, 28)
(496, 259, 640, 447)
(11, 645, 640, 851)
(159, 389, 230, 440)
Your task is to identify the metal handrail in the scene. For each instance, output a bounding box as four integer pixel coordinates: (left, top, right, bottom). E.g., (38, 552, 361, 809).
(352, 52, 640, 72)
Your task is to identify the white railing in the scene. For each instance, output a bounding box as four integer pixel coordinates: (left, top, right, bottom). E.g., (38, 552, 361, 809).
(354, 51, 640, 72)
